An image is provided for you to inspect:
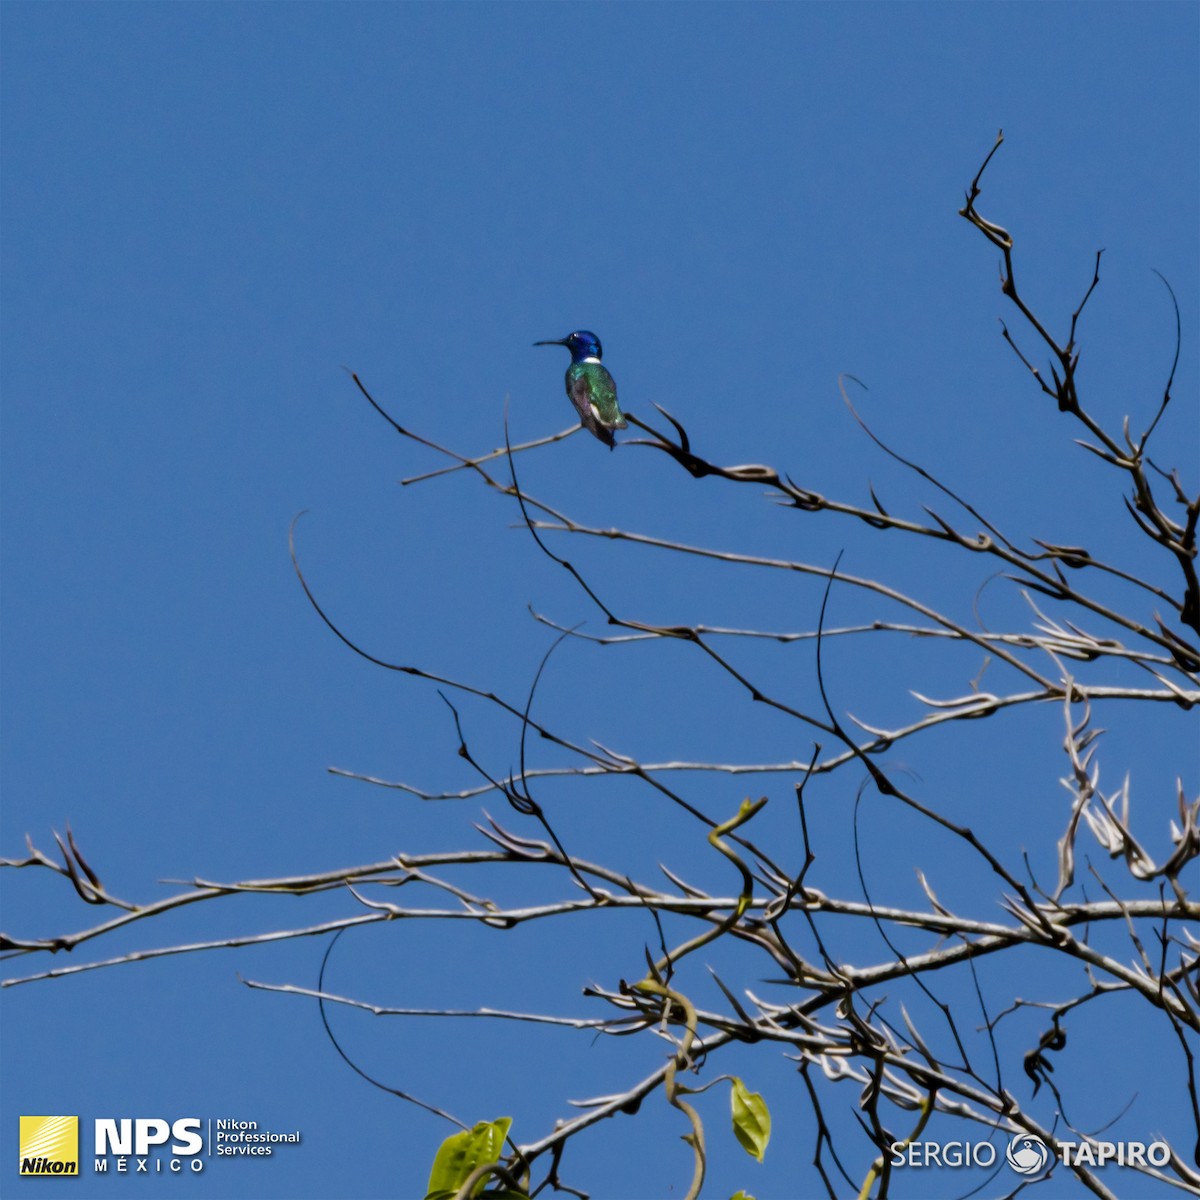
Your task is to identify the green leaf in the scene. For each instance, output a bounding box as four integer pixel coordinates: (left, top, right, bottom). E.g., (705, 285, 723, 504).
(730, 1077, 771, 1163)
(730, 1191, 757, 1200)
(425, 1118, 514, 1200)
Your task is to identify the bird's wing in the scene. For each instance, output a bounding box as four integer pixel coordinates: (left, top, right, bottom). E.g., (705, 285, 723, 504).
(573, 366, 625, 430)
(566, 373, 614, 446)
(567, 372, 601, 425)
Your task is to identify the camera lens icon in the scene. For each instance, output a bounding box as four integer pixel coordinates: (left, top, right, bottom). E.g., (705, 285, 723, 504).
(1007, 1134, 1049, 1175)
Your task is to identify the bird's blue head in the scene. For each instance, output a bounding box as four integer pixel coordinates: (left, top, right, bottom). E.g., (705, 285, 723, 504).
(533, 330, 603, 363)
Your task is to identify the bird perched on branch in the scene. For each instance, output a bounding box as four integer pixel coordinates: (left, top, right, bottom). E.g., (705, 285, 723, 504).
(533, 330, 627, 449)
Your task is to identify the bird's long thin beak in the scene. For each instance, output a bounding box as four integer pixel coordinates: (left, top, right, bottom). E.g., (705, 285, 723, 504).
(533, 339, 568, 347)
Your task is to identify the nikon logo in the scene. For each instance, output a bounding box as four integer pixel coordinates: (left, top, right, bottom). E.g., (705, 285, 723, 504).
(19, 1116, 79, 1176)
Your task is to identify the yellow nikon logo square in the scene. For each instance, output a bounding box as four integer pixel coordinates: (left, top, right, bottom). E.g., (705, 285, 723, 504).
(19, 1116, 79, 1176)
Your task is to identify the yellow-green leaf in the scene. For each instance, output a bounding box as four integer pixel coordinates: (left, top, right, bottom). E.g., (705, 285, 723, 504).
(730, 1191, 757, 1200)
(730, 1077, 770, 1163)
(425, 1118, 514, 1200)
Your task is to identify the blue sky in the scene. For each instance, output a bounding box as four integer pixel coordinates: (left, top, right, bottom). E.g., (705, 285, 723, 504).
(2, 3, 1197, 1198)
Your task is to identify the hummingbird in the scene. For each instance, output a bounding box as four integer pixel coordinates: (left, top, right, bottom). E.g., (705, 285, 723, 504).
(533, 330, 627, 448)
